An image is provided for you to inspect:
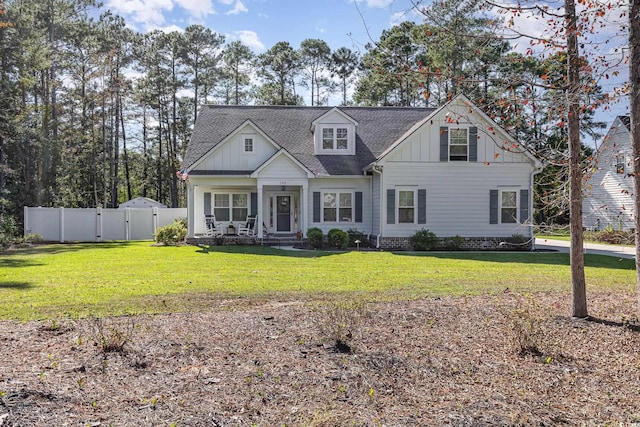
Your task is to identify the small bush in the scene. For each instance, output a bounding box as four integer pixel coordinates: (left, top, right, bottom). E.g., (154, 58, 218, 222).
(444, 235, 465, 251)
(410, 228, 438, 251)
(82, 317, 137, 354)
(347, 229, 369, 248)
(500, 295, 546, 357)
(327, 229, 349, 250)
(155, 220, 187, 246)
(307, 227, 323, 249)
(23, 233, 44, 244)
(0, 213, 18, 249)
(314, 300, 369, 353)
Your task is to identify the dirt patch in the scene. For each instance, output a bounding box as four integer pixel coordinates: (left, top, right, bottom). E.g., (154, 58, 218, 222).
(1, 291, 640, 426)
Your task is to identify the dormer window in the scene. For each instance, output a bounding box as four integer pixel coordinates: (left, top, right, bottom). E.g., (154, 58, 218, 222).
(322, 127, 349, 150)
(315, 125, 355, 154)
(312, 108, 358, 155)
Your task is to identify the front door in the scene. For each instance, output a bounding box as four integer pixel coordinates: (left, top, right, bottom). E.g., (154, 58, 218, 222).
(276, 195, 292, 232)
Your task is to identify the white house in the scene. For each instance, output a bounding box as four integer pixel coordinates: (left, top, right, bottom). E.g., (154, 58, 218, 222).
(583, 116, 634, 231)
(182, 94, 542, 249)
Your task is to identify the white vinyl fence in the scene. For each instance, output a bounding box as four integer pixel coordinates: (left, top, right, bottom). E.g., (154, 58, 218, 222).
(24, 207, 187, 242)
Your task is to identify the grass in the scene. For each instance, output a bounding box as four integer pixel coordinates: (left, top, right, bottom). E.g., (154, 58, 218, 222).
(0, 242, 636, 321)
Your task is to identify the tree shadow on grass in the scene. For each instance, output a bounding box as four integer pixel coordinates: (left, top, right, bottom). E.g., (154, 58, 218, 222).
(2, 242, 141, 257)
(0, 282, 33, 290)
(193, 244, 336, 258)
(392, 251, 636, 270)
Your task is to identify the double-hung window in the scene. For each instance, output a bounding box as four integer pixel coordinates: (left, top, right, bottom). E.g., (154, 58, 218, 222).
(500, 190, 517, 224)
(398, 190, 415, 223)
(323, 192, 353, 222)
(616, 153, 625, 174)
(449, 128, 468, 161)
(213, 193, 248, 222)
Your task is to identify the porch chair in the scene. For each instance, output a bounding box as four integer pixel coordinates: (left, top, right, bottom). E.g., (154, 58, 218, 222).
(204, 215, 223, 237)
(238, 215, 257, 237)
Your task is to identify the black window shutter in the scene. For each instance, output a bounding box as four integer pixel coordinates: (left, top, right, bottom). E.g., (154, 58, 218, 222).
(469, 127, 478, 162)
(489, 190, 498, 224)
(387, 189, 396, 224)
(313, 192, 321, 222)
(355, 192, 363, 223)
(204, 192, 211, 216)
(440, 127, 449, 162)
(520, 189, 529, 222)
(250, 192, 257, 216)
(418, 189, 427, 224)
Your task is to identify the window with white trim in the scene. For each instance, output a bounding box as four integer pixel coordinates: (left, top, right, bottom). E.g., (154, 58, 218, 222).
(449, 128, 468, 161)
(398, 190, 415, 223)
(213, 193, 249, 222)
(616, 153, 625, 174)
(318, 126, 351, 152)
(244, 137, 254, 153)
(323, 191, 353, 222)
(500, 190, 517, 224)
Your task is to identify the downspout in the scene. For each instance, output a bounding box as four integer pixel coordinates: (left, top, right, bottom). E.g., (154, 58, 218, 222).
(372, 164, 384, 249)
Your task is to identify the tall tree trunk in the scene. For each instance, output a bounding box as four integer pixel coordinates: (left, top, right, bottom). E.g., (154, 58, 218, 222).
(142, 106, 148, 198)
(566, 0, 588, 318)
(120, 99, 131, 201)
(630, 0, 640, 313)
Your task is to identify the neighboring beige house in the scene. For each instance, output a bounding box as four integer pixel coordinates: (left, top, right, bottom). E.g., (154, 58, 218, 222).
(583, 116, 634, 231)
(181, 94, 542, 249)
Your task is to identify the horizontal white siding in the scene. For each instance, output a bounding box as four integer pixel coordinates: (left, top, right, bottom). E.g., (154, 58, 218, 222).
(583, 119, 634, 230)
(382, 162, 532, 237)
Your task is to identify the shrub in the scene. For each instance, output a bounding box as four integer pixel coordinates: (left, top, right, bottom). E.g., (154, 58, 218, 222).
(0, 212, 18, 249)
(500, 295, 546, 357)
(327, 228, 349, 250)
(307, 227, 323, 249)
(82, 317, 137, 354)
(444, 235, 465, 251)
(410, 228, 438, 251)
(314, 300, 369, 353)
(347, 229, 369, 248)
(154, 220, 187, 246)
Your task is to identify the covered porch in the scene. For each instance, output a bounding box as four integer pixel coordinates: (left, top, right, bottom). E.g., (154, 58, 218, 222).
(187, 177, 309, 240)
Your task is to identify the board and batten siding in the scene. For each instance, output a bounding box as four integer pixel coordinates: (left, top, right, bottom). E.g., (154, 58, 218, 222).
(307, 178, 372, 235)
(255, 154, 309, 179)
(387, 117, 527, 164)
(381, 162, 532, 238)
(197, 124, 278, 172)
(582, 117, 634, 230)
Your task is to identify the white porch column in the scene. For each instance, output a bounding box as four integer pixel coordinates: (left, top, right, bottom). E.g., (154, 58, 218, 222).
(187, 183, 195, 238)
(301, 183, 308, 237)
(257, 182, 264, 238)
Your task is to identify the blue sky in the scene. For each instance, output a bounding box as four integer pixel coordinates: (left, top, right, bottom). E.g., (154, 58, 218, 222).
(102, 0, 629, 137)
(103, 0, 421, 54)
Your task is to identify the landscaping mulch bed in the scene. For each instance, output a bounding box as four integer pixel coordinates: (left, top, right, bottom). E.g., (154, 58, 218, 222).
(1, 291, 640, 426)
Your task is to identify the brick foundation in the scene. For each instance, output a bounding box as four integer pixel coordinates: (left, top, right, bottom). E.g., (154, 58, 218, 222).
(375, 236, 533, 251)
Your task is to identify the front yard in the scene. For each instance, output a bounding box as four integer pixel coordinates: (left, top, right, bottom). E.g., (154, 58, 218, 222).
(1, 243, 639, 425)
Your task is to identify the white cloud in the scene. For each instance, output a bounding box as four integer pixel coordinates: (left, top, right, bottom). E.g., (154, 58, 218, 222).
(225, 0, 248, 15)
(236, 30, 265, 52)
(218, 0, 233, 4)
(176, 0, 215, 18)
(366, 0, 393, 8)
(106, 0, 214, 30)
(106, 0, 173, 27)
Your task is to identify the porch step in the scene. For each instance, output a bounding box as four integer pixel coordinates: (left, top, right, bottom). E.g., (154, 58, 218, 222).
(261, 235, 305, 247)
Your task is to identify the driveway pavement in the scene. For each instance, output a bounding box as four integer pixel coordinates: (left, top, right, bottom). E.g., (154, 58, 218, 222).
(534, 238, 636, 259)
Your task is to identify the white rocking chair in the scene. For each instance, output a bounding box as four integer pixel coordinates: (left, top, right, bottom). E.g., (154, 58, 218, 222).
(204, 215, 223, 237)
(238, 215, 257, 237)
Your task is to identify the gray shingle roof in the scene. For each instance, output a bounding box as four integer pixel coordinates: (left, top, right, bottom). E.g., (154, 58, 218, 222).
(184, 105, 436, 176)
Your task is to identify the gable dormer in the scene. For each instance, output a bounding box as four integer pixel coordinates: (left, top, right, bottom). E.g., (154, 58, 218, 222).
(311, 107, 358, 155)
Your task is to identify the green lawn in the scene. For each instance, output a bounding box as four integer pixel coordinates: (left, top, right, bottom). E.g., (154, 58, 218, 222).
(0, 242, 635, 320)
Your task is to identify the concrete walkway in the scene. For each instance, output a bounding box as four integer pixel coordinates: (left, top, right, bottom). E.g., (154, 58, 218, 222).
(535, 238, 636, 259)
